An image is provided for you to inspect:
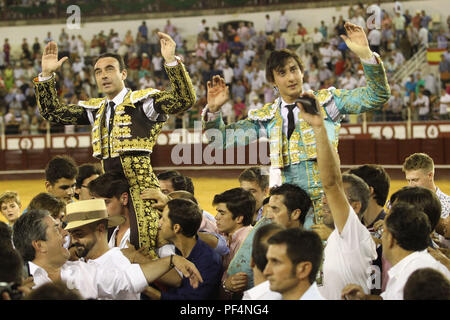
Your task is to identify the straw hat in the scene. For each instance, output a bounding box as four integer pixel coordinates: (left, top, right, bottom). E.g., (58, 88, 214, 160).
(64, 199, 125, 230)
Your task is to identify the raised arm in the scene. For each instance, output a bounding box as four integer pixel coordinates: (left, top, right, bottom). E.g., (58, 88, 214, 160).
(34, 41, 91, 125)
(202, 75, 261, 149)
(299, 93, 350, 233)
(332, 22, 390, 115)
(151, 32, 196, 115)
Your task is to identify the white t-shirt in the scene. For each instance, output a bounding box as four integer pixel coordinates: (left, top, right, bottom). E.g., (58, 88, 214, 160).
(319, 206, 377, 300)
(440, 93, 450, 115)
(28, 257, 147, 300)
(108, 226, 130, 249)
(242, 280, 282, 300)
(89, 247, 141, 299)
(413, 95, 429, 116)
(381, 250, 450, 300)
(368, 29, 382, 46)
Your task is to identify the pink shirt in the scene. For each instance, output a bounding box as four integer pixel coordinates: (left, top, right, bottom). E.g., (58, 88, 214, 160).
(221, 225, 253, 282)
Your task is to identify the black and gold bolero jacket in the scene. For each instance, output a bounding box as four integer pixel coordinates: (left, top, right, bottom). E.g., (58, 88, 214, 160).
(33, 62, 196, 159)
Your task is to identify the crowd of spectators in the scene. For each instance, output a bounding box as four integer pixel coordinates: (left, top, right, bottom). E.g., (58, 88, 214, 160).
(0, 2, 450, 135)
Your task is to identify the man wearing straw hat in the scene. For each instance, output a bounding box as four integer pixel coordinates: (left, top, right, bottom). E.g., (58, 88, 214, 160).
(12, 199, 203, 300)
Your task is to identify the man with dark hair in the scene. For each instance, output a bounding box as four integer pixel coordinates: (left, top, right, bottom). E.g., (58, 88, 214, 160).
(213, 188, 255, 298)
(377, 186, 444, 293)
(44, 155, 78, 205)
(0, 247, 32, 300)
(342, 202, 450, 300)
(347, 164, 390, 294)
(156, 171, 216, 223)
(203, 22, 390, 229)
(0, 221, 13, 249)
(157, 170, 195, 196)
(267, 183, 312, 228)
(264, 228, 325, 300)
(390, 186, 442, 236)
(140, 198, 222, 300)
(403, 268, 450, 300)
(242, 223, 284, 300)
(25, 281, 83, 300)
(300, 97, 377, 300)
(402, 152, 450, 248)
(74, 163, 102, 201)
(347, 164, 390, 229)
(88, 171, 131, 249)
(238, 166, 270, 225)
(28, 193, 66, 222)
(34, 32, 196, 258)
(12, 206, 203, 300)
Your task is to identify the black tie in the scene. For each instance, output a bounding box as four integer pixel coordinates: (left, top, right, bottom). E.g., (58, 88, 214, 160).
(286, 104, 296, 140)
(108, 101, 115, 134)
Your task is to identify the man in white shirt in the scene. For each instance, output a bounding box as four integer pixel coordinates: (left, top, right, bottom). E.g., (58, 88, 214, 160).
(342, 202, 450, 300)
(278, 10, 290, 33)
(367, 28, 381, 54)
(12, 202, 203, 300)
(139, 72, 156, 90)
(419, 26, 429, 48)
(439, 88, 450, 120)
(299, 96, 377, 300)
(242, 223, 284, 300)
(264, 228, 326, 300)
(340, 72, 358, 90)
(265, 14, 274, 35)
(413, 90, 430, 120)
(65, 199, 141, 299)
(402, 152, 450, 248)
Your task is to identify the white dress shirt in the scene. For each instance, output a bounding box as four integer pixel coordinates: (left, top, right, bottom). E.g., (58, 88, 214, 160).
(381, 250, 450, 300)
(300, 282, 326, 300)
(319, 206, 377, 300)
(242, 280, 282, 300)
(28, 257, 148, 300)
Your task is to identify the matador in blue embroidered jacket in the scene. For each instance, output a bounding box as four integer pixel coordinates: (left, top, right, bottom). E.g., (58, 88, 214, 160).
(202, 22, 390, 290)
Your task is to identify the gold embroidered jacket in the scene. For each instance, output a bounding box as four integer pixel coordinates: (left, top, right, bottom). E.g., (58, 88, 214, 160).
(34, 62, 196, 159)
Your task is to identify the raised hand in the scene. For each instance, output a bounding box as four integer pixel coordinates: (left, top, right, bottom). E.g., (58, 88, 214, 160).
(172, 255, 204, 288)
(141, 188, 169, 210)
(207, 75, 230, 113)
(158, 32, 176, 64)
(41, 41, 68, 77)
(340, 22, 373, 60)
(297, 92, 323, 129)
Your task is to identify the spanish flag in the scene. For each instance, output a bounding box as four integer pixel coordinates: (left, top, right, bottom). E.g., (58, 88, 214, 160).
(427, 48, 446, 65)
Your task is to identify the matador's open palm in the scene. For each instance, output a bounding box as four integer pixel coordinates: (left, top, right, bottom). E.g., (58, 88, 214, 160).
(207, 75, 230, 113)
(340, 22, 373, 60)
(41, 41, 68, 77)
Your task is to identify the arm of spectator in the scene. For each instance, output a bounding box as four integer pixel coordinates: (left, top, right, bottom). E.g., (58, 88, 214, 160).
(141, 188, 170, 210)
(223, 272, 248, 294)
(310, 223, 333, 241)
(300, 92, 350, 233)
(138, 254, 203, 289)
